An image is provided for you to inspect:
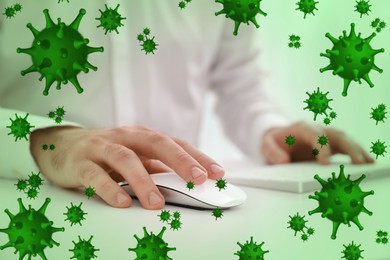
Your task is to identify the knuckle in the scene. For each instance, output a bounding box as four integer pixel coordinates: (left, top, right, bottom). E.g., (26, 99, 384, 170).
(77, 163, 100, 185)
(104, 143, 137, 161)
(175, 151, 192, 164)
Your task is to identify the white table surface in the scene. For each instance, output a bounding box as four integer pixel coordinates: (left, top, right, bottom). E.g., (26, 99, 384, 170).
(1, 163, 389, 260)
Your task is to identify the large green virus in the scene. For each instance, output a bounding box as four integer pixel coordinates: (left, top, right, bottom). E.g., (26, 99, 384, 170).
(69, 235, 99, 260)
(17, 9, 104, 96)
(7, 113, 35, 142)
(0, 198, 65, 260)
(234, 237, 269, 259)
(341, 241, 364, 260)
(96, 4, 126, 34)
(64, 202, 87, 226)
(355, 0, 371, 18)
(215, 0, 267, 36)
(308, 165, 374, 239)
(128, 226, 176, 260)
(303, 87, 333, 120)
(320, 23, 385, 97)
(296, 0, 318, 19)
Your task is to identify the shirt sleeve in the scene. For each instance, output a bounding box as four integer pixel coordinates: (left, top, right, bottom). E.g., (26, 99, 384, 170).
(209, 24, 292, 163)
(0, 107, 84, 180)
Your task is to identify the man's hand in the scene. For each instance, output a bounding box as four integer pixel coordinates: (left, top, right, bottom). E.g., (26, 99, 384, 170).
(261, 121, 374, 165)
(29, 126, 225, 209)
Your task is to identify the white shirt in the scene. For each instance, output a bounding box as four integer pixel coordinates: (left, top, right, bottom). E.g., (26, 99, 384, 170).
(0, 0, 289, 179)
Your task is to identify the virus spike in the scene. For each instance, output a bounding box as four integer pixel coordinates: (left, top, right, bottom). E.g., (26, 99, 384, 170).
(72, 61, 88, 73)
(313, 174, 328, 187)
(325, 33, 338, 44)
(333, 65, 344, 75)
(26, 23, 39, 37)
(43, 9, 55, 28)
(4, 209, 14, 219)
(73, 39, 88, 49)
(84, 61, 98, 71)
(320, 63, 333, 72)
(321, 208, 333, 218)
(87, 46, 104, 55)
(20, 64, 38, 76)
(38, 198, 51, 214)
(362, 74, 374, 88)
(361, 206, 373, 216)
(331, 221, 341, 239)
(70, 8, 86, 30)
(308, 206, 322, 215)
(351, 216, 364, 230)
(44, 76, 56, 95)
(342, 79, 352, 96)
(56, 21, 65, 39)
(68, 77, 83, 93)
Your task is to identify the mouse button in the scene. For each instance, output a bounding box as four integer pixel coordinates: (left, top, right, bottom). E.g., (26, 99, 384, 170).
(157, 186, 212, 208)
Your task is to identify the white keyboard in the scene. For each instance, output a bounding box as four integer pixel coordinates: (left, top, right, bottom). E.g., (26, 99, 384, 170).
(224, 158, 390, 193)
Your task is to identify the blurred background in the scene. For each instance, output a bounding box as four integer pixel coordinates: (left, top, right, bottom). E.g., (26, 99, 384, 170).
(199, 0, 390, 162)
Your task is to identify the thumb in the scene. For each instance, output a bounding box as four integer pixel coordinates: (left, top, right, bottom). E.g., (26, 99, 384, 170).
(261, 136, 291, 164)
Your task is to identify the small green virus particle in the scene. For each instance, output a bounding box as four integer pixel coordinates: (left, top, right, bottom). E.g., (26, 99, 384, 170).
(370, 140, 387, 159)
(329, 111, 337, 120)
(301, 233, 309, 242)
(370, 104, 387, 125)
(377, 230, 388, 237)
(26, 187, 39, 199)
(312, 148, 319, 157)
(307, 227, 315, 236)
(13, 3, 22, 12)
(137, 28, 158, 54)
(212, 207, 224, 220)
(303, 87, 333, 121)
(317, 135, 329, 147)
(84, 186, 96, 199)
(15, 179, 28, 191)
(287, 212, 308, 236)
(285, 134, 296, 147)
(320, 23, 385, 97)
(7, 113, 35, 142)
(375, 230, 389, 244)
(381, 237, 389, 244)
(0, 198, 65, 259)
(172, 211, 181, 219)
(342, 241, 364, 260)
(186, 181, 195, 190)
(288, 34, 302, 49)
(69, 235, 99, 260)
(215, 178, 227, 191)
(169, 219, 182, 231)
(128, 226, 176, 260)
(158, 210, 171, 223)
(55, 106, 66, 117)
(215, 0, 267, 36)
(179, 0, 192, 9)
(323, 117, 331, 126)
(42, 144, 49, 150)
(3, 6, 16, 18)
(296, 0, 318, 19)
(64, 202, 87, 226)
(355, 0, 371, 18)
(18, 9, 104, 96)
(55, 117, 63, 124)
(28, 171, 44, 189)
(234, 237, 269, 259)
(308, 164, 374, 239)
(47, 111, 56, 118)
(49, 144, 56, 150)
(371, 18, 386, 33)
(96, 4, 126, 34)
(58, 0, 70, 3)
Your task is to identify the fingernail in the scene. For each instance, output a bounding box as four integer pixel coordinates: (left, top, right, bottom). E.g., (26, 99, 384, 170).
(149, 191, 162, 206)
(210, 164, 224, 174)
(117, 193, 128, 204)
(192, 167, 206, 179)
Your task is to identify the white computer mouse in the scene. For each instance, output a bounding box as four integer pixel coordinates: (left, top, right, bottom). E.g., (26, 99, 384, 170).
(118, 172, 247, 209)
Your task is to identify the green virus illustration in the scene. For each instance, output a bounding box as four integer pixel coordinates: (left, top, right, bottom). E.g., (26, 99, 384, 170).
(342, 241, 364, 260)
(370, 139, 387, 159)
(303, 87, 333, 121)
(307, 227, 315, 236)
(215, 178, 227, 191)
(26, 188, 39, 199)
(69, 235, 99, 260)
(212, 207, 224, 220)
(178, 0, 192, 10)
(84, 186, 96, 199)
(15, 179, 28, 192)
(49, 144, 55, 150)
(7, 113, 35, 142)
(370, 104, 387, 125)
(301, 233, 309, 242)
(323, 117, 331, 126)
(158, 210, 171, 223)
(234, 237, 269, 259)
(28, 171, 44, 189)
(285, 134, 296, 147)
(296, 0, 318, 19)
(0, 198, 65, 260)
(128, 226, 176, 260)
(308, 164, 374, 239)
(172, 211, 181, 219)
(215, 0, 267, 36)
(371, 18, 386, 33)
(287, 212, 309, 236)
(3, 6, 16, 18)
(375, 230, 389, 244)
(13, 3, 22, 12)
(42, 144, 49, 150)
(312, 148, 320, 157)
(96, 4, 126, 34)
(64, 202, 87, 226)
(317, 135, 329, 147)
(186, 181, 195, 190)
(169, 219, 182, 231)
(58, 0, 70, 3)
(288, 34, 301, 49)
(17, 9, 104, 96)
(329, 111, 337, 120)
(320, 23, 385, 97)
(355, 0, 371, 18)
(48, 106, 66, 123)
(137, 28, 158, 54)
